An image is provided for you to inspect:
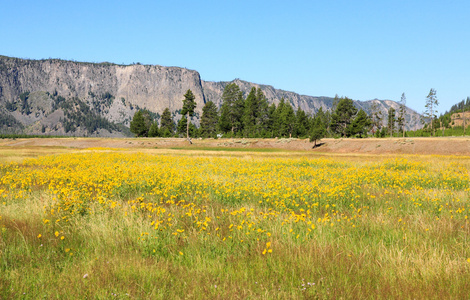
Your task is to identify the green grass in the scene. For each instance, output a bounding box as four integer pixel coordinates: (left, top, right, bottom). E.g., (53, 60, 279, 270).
(169, 146, 288, 153)
(1, 150, 470, 299)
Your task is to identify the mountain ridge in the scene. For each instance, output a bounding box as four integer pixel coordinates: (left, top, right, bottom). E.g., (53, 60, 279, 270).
(0, 55, 423, 136)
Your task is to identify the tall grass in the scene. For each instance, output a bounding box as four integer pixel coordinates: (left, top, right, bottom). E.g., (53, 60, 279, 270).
(1, 150, 470, 298)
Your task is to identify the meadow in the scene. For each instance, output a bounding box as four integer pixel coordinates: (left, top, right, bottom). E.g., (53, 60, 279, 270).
(1, 145, 470, 299)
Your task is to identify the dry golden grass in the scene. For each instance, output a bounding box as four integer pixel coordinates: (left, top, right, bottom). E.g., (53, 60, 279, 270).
(1, 140, 470, 298)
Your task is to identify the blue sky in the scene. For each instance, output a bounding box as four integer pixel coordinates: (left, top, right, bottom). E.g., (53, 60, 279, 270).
(1, 0, 469, 113)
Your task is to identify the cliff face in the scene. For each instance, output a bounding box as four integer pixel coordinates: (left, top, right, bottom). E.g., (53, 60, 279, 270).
(0, 57, 205, 112)
(0, 56, 422, 135)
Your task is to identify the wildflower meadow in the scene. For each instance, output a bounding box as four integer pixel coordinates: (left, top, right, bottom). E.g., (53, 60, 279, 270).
(1, 147, 470, 298)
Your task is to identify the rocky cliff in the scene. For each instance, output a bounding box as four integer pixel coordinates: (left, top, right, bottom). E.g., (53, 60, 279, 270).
(0, 56, 207, 135)
(0, 56, 422, 135)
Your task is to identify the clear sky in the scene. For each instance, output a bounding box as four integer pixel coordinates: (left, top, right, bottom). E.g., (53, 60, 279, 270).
(1, 0, 469, 113)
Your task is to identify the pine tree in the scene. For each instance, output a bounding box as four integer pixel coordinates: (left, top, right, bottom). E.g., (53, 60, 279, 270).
(397, 93, 407, 137)
(272, 98, 286, 137)
(347, 109, 371, 138)
(266, 103, 277, 137)
(332, 94, 340, 112)
(314, 107, 329, 137)
(243, 87, 258, 137)
(218, 103, 232, 134)
(177, 116, 187, 135)
(379, 126, 387, 138)
(220, 83, 244, 135)
(424, 88, 439, 136)
(130, 110, 152, 137)
(295, 108, 310, 138)
(177, 116, 197, 136)
(255, 88, 269, 136)
(370, 102, 383, 136)
(148, 122, 160, 137)
(279, 100, 296, 138)
(160, 108, 174, 137)
(387, 107, 396, 137)
(330, 97, 357, 137)
(181, 90, 196, 142)
(310, 117, 326, 148)
(200, 101, 219, 137)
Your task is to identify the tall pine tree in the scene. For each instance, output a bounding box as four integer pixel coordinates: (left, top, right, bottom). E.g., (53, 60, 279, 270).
(424, 88, 438, 136)
(130, 110, 152, 137)
(160, 107, 174, 137)
(387, 107, 396, 137)
(181, 89, 196, 142)
(255, 88, 269, 136)
(310, 116, 326, 148)
(330, 97, 357, 137)
(279, 100, 296, 138)
(243, 87, 258, 137)
(266, 103, 277, 138)
(219, 83, 244, 135)
(347, 109, 371, 138)
(397, 93, 407, 137)
(200, 101, 219, 137)
(295, 107, 310, 138)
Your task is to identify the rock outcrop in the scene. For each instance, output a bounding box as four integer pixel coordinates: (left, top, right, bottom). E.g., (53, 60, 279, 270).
(0, 55, 423, 135)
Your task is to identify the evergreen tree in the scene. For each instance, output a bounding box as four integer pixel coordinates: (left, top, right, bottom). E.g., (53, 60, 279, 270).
(200, 101, 219, 137)
(347, 109, 371, 138)
(330, 97, 357, 137)
(332, 94, 340, 112)
(272, 98, 286, 137)
(279, 100, 296, 138)
(314, 107, 329, 137)
(181, 89, 196, 141)
(397, 93, 407, 137)
(324, 110, 332, 136)
(424, 88, 439, 136)
(387, 107, 396, 137)
(218, 103, 232, 134)
(219, 83, 244, 135)
(295, 107, 310, 138)
(255, 88, 269, 136)
(130, 110, 152, 137)
(370, 102, 383, 136)
(160, 108, 174, 137)
(177, 116, 197, 137)
(243, 87, 258, 137)
(148, 122, 160, 137)
(233, 91, 245, 134)
(310, 117, 326, 148)
(266, 103, 277, 137)
(379, 126, 387, 138)
(177, 116, 187, 135)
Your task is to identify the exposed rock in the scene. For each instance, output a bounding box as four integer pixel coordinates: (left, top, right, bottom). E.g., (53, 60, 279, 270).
(0, 55, 423, 135)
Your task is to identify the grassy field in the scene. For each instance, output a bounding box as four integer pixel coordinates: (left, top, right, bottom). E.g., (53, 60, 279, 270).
(1, 144, 470, 299)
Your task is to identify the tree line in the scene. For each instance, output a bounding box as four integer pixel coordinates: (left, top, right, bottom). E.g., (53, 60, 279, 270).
(131, 85, 470, 141)
(130, 84, 379, 144)
(414, 94, 470, 137)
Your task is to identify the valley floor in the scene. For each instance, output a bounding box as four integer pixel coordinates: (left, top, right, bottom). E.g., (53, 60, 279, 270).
(1, 136, 470, 158)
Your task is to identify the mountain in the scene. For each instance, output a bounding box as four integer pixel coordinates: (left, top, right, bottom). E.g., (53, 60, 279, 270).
(0, 56, 423, 136)
(202, 79, 422, 131)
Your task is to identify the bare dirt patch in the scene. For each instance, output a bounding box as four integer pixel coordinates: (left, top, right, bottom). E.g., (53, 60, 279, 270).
(1, 137, 470, 156)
